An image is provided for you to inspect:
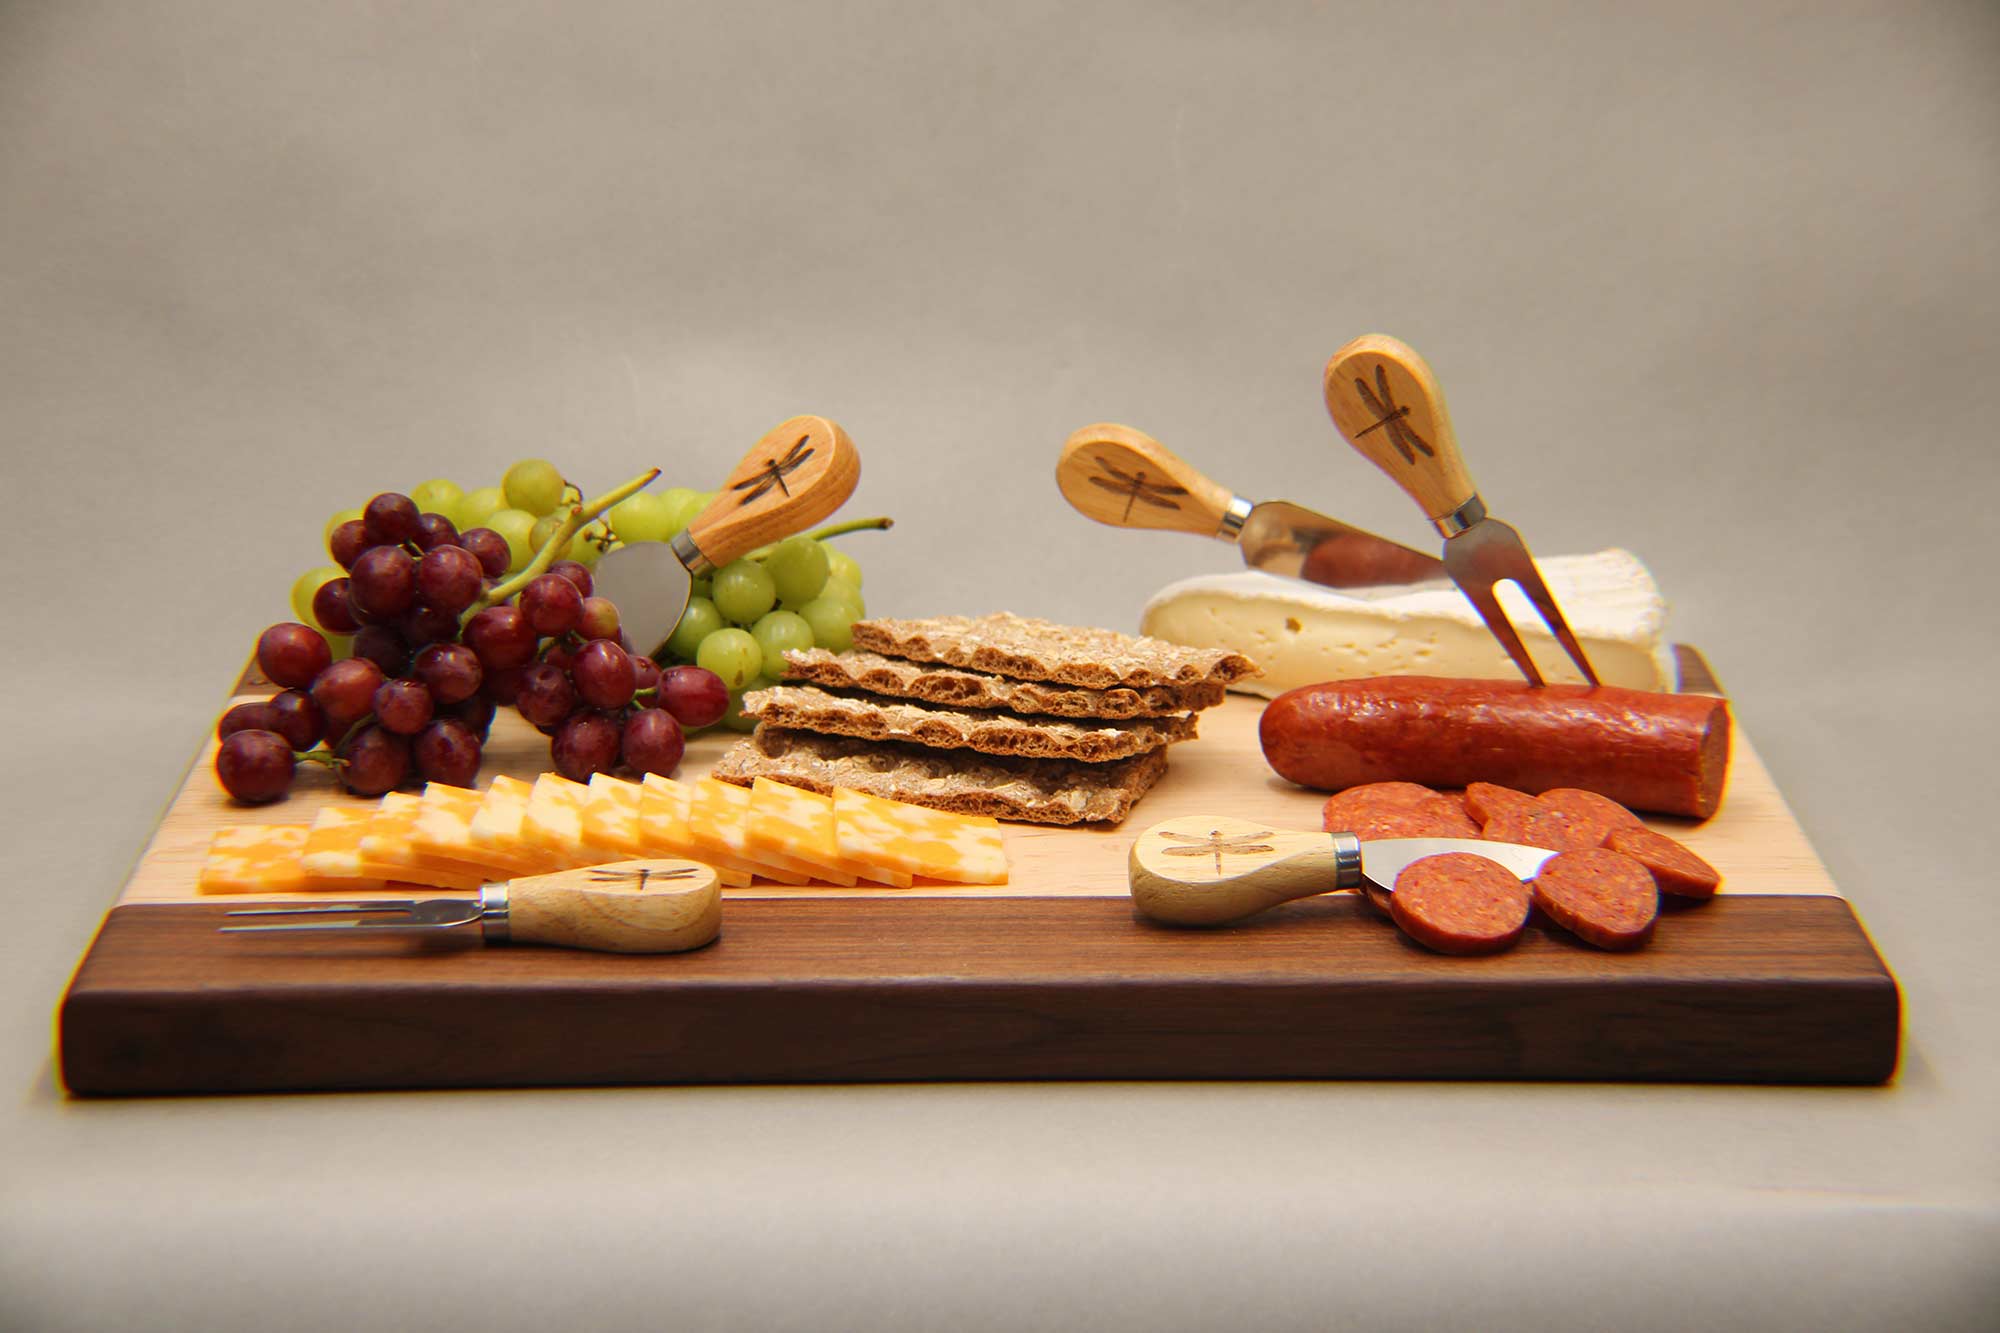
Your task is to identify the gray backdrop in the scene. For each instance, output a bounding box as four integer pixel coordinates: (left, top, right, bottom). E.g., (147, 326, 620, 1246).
(3, 2, 1996, 1329)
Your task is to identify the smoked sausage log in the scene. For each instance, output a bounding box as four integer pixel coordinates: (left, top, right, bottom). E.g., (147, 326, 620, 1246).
(1259, 676, 1730, 819)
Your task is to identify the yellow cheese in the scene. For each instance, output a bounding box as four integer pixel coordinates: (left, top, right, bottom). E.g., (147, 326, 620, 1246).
(199, 824, 360, 894)
(360, 792, 515, 886)
(469, 774, 541, 859)
(748, 779, 902, 888)
(688, 778, 825, 884)
(832, 787, 1009, 885)
(522, 774, 621, 863)
(638, 776, 753, 887)
(300, 803, 475, 891)
(582, 774, 649, 858)
(412, 783, 560, 877)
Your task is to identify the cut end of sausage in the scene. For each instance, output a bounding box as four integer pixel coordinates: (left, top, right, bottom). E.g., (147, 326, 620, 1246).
(1389, 852, 1531, 955)
(1531, 847, 1659, 950)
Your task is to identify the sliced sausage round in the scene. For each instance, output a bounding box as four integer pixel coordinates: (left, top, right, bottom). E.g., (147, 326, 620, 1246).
(1389, 852, 1532, 955)
(1464, 781, 1538, 826)
(1536, 788, 1645, 832)
(1531, 848, 1659, 950)
(1607, 826, 1721, 899)
(1480, 805, 1614, 853)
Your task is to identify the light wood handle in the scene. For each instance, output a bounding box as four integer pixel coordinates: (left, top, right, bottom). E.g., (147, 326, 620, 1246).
(506, 859, 722, 953)
(686, 416, 861, 569)
(1056, 423, 1239, 537)
(1128, 815, 1353, 926)
(1323, 335, 1477, 522)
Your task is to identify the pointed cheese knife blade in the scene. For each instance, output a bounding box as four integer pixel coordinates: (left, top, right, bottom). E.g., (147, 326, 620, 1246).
(1323, 336, 1601, 686)
(1056, 423, 1446, 591)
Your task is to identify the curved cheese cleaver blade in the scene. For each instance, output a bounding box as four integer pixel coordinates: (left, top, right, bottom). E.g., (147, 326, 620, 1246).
(1056, 423, 1445, 591)
(594, 415, 861, 658)
(1127, 813, 1552, 926)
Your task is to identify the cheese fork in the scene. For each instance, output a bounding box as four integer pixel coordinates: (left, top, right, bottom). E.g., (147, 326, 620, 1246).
(221, 860, 722, 954)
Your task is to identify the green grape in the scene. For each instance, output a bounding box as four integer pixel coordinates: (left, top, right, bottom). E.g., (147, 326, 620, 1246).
(821, 576, 864, 618)
(455, 486, 507, 531)
(767, 537, 830, 607)
(712, 558, 777, 625)
(719, 677, 773, 733)
(689, 577, 712, 601)
(529, 511, 574, 559)
(569, 518, 611, 569)
(606, 492, 674, 544)
(750, 610, 814, 677)
(823, 544, 863, 589)
(665, 596, 722, 661)
(798, 595, 859, 653)
(503, 458, 567, 516)
(696, 627, 763, 691)
(409, 478, 463, 517)
(486, 507, 539, 572)
(291, 565, 345, 629)
(324, 507, 364, 547)
(656, 486, 707, 535)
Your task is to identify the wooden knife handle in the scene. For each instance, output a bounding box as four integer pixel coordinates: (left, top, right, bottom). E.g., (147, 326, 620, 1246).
(505, 860, 722, 953)
(1128, 815, 1357, 926)
(1056, 424, 1239, 538)
(685, 416, 860, 569)
(1324, 335, 1478, 523)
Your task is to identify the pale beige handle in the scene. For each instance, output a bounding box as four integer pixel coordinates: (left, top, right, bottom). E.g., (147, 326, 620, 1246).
(506, 859, 722, 953)
(686, 415, 861, 569)
(1129, 815, 1354, 926)
(1323, 335, 1477, 522)
(1056, 423, 1238, 537)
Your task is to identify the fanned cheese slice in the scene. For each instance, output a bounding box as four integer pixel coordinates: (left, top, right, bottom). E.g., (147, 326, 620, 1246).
(688, 778, 825, 883)
(521, 774, 621, 863)
(411, 783, 561, 877)
(583, 774, 649, 858)
(638, 776, 753, 887)
(199, 824, 359, 894)
(833, 787, 1009, 885)
(749, 778, 899, 888)
(301, 803, 474, 891)
(469, 774, 541, 857)
(362, 793, 510, 885)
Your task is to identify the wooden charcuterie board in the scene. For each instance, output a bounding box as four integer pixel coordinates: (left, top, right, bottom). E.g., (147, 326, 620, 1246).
(57, 649, 1899, 1094)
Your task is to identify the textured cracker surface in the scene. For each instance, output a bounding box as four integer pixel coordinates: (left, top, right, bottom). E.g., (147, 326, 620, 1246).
(851, 612, 1260, 690)
(710, 726, 1170, 825)
(781, 648, 1225, 718)
(741, 684, 1196, 761)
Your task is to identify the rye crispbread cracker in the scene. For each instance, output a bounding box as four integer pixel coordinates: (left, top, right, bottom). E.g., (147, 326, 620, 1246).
(780, 648, 1225, 719)
(740, 684, 1195, 761)
(850, 612, 1260, 691)
(710, 726, 1170, 825)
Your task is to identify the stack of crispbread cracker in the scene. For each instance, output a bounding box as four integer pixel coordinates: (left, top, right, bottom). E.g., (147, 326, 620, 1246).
(710, 612, 1259, 825)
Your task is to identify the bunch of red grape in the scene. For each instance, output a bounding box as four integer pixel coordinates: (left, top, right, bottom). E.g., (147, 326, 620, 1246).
(215, 489, 728, 803)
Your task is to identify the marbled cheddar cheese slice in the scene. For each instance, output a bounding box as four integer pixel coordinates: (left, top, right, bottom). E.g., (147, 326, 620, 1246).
(833, 787, 1009, 885)
(748, 778, 898, 888)
(469, 775, 541, 859)
(301, 803, 475, 891)
(521, 774, 620, 863)
(411, 783, 561, 877)
(688, 778, 825, 884)
(583, 774, 649, 858)
(637, 776, 753, 887)
(199, 824, 359, 894)
(362, 793, 512, 885)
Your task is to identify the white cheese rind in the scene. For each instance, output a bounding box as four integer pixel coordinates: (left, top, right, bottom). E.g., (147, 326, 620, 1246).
(1139, 549, 1673, 698)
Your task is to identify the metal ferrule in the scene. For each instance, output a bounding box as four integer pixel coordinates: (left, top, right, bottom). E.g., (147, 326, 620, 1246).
(1433, 494, 1487, 538)
(477, 883, 511, 944)
(1215, 494, 1254, 543)
(670, 529, 714, 579)
(1328, 832, 1363, 888)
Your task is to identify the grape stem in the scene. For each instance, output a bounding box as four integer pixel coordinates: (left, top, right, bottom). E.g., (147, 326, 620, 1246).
(469, 468, 662, 614)
(744, 515, 893, 562)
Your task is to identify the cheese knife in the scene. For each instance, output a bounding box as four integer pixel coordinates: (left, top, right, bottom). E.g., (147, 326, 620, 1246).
(594, 415, 861, 659)
(1128, 813, 1554, 926)
(1056, 423, 1446, 590)
(1323, 335, 1600, 686)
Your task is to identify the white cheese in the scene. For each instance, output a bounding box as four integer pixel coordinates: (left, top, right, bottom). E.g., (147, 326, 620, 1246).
(1139, 549, 1673, 697)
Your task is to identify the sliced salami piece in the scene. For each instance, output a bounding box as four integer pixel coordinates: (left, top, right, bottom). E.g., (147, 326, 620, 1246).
(1531, 848, 1659, 950)
(1389, 852, 1531, 955)
(1536, 787, 1645, 832)
(1480, 805, 1613, 853)
(1335, 781, 1444, 809)
(1464, 782, 1538, 826)
(1607, 826, 1721, 899)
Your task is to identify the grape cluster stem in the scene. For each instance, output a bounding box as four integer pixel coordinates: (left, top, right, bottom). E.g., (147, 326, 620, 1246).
(468, 467, 662, 617)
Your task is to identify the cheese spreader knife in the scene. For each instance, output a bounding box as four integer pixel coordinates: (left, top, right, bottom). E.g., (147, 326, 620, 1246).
(1323, 336, 1601, 687)
(1056, 423, 1446, 590)
(220, 860, 722, 954)
(1128, 814, 1554, 926)
(594, 415, 861, 659)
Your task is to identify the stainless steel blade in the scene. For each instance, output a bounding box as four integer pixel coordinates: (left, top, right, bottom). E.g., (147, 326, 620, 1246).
(220, 899, 484, 933)
(590, 538, 696, 661)
(1235, 499, 1449, 592)
(1356, 837, 1556, 894)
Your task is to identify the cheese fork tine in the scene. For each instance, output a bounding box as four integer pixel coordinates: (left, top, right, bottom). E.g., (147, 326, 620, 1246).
(223, 899, 483, 932)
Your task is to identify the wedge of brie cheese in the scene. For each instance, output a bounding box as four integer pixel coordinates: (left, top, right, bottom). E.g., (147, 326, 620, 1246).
(1139, 549, 1673, 697)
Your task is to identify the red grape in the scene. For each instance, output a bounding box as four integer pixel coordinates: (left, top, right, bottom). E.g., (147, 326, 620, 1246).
(329, 519, 372, 569)
(521, 574, 582, 636)
(363, 492, 422, 547)
(337, 725, 410, 796)
(413, 717, 483, 787)
(541, 639, 577, 673)
(257, 623, 332, 688)
(513, 662, 577, 728)
(464, 605, 537, 669)
(631, 655, 661, 695)
(480, 664, 527, 705)
(349, 545, 417, 619)
(548, 560, 593, 597)
(657, 665, 729, 728)
(459, 528, 510, 579)
(311, 577, 361, 634)
(400, 602, 460, 647)
(442, 694, 496, 740)
(217, 700, 278, 741)
(551, 711, 621, 782)
(351, 623, 411, 676)
(372, 678, 435, 735)
(413, 512, 460, 552)
(216, 729, 295, 802)
(310, 657, 385, 733)
(417, 545, 484, 615)
(266, 688, 325, 750)
(620, 708, 685, 777)
(413, 643, 482, 705)
(572, 639, 635, 709)
(577, 596, 620, 641)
